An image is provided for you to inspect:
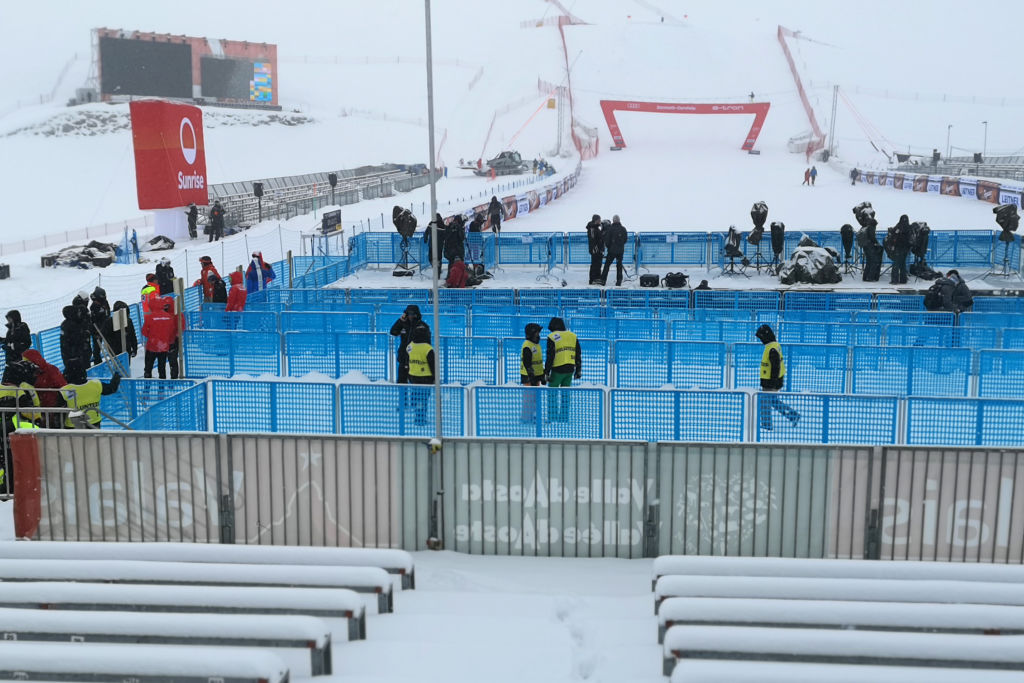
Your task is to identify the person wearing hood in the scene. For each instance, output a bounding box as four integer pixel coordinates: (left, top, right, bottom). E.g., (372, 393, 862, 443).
(193, 256, 221, 303)
(60, 361, 120, 429)
(246, 251, 276, 293)
(406, 325, 435, 425)
(2, 310, 31, 364)
(423, 214, 447, 278)
(487, 195, 506, 232)
(105, 301, 138, 359)
(89, 287, 112, 365)
(884, 214, 912, 285)
(585, 214, 605, 285)
(520, 323, 546, 423)
(185, 202, 199, 239)
(444, 215, 466, 265)
(544, 317, 581, 422)
(209, 200, 225, 242)
(226, 271, 248, 312)
(141, 297, 180, 379)
(755, 324, 800, 431)
(22, 349, 66, 428)
(390, 304, 431, 383)
(60, 304, 91, 371)
(141, 273, 160, 314)
(155, 257, 176, 295)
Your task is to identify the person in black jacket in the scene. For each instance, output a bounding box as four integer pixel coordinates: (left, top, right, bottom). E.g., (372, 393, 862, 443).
(755, 324, 800, 431)
(60, 305, 91, 370)
(424, 214, 447, 278)
(585, 214, 604, 284)
(185, 203, 199, 239)
(105, 301, 138, 358)
(389, 304, 431, 383)
(444, 215, 466, 265)
(600, 215, 628, 286)
(2, 310, 31, 364)
(487, 196, 506, 232)
(155, 258, 176, 295)
(209, 201, 225, 242)
(885, 214, 912, 285)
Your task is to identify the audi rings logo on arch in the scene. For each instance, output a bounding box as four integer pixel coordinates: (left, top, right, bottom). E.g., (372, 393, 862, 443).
(177, 115, 205, 191)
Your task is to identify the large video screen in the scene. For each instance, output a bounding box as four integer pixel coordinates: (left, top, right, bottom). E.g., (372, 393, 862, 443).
(201, 58, 273, 101)
(99, 37, 193, 98)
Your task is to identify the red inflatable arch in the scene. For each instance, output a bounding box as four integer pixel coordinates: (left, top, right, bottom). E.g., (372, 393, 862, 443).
(600, 100, 771, 151)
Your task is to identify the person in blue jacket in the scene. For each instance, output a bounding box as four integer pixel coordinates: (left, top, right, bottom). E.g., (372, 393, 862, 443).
(245, 251, 276, 293)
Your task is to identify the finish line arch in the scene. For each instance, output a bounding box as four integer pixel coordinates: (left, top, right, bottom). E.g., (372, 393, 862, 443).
(599, 100, 771, 151)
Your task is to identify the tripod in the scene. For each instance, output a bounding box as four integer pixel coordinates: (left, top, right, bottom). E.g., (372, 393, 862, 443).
(722, 255, 750, 278)
(750, 245, 771, 274)
(984, 239, 1024, 280)
(393, 236, 415, 277)
(842, 249, 862, 275)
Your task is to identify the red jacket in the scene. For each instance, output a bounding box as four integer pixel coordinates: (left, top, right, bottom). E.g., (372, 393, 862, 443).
(141, 298, 180, 352)
(193, 264, 221, 300)
(22, 349, 66, 407)
(226, 271, 247, 312)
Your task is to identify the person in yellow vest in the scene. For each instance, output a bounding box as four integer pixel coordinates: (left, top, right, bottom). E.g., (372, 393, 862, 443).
(545, 317, 581, 422)
(406, 326, 435, 426)
(140, 273, 159, 315)
(60, 361, 121, 429)
(756, 324, 800, 431)
(520, 323, 545, 423)
(0, 394, 38, 496)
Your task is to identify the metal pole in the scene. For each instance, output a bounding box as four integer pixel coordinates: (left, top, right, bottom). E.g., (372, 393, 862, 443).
(946, 124, 952, 159)
(827, 85, 839, 158)
(982, 121, 988, 158)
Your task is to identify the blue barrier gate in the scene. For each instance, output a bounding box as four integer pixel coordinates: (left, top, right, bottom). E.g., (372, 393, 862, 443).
(614, 340, 726, 389)
(755, 392, 899, 445)
(184, 330, 281, 377)
(610, 389, 744, 442)
(978, 350, 1024, 398)
(733, 343, 848, 393)
(129, 383, 207, 431)
(439, 337, 500, 384)
(852, 346, 970, 396)
(907, 397, 1024, 446)
(501, 338, 609, 385)
(212, 379, 336, 433)
(338, 384, 464, 437)
(285, 332, 390, 380)
(475, 386, 603, 439)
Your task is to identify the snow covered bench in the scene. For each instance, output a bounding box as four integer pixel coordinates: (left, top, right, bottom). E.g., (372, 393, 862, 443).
(670, 660, 1024, 683)
(0, 641, 290, 683)
(657, 597, 1024, 643)
(0, 558, 395, 614)
(653, 574, 1024, 614)
(652, 555, 1024, 589)
(663, 625, 1024, 676)
(0, 607, 333, 676)
(0, 541, 416, 589)
(0, 581, 367, 641)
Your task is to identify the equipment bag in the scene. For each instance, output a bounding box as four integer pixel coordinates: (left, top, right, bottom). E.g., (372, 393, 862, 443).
(663, 272, 688, 289)
(639, 274, 659, 288)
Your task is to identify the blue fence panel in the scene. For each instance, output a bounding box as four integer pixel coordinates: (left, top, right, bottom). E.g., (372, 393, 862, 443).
(183, 284, 203, 312)
(212, 380, 336, 434)
(961, 312, 1024, 328)
(501, 338, 608, 385)
(183, 330, 281, 378)
(457, 289, 515, 306)
(907, 397, 1024, 446)
(474, 314, 554, 339)
(101, 378, 195, 427)
(475, 386, 603, 439)
(885, 324, 999, 349)
(439, 336, 500, 384)
(852, 346, 970, 396)
(186, 310, 278, 332)
(568, 317, 665, 340)
(129, 383, 207, 431)
(37, 327, 62, 369)
(732, 343, 847, 393)
(610, 389, 744, 442)
(778, 322, 881, 346)
(636, 233, 707, 266)
(87, 353, 131, 379)
(930, 230, 1008, 268)
(972, 296, 1024, 313)
(875, 294, 925, 311)
(779, 310, 856, 323)
(614, 340, 726, 389)
(284, 332, 390, 380)
(784, 292, 872, 311)
(755, 393, 898, 445)
(978, 350, 1024, 399)
(854, 311, 954, 326)
(350, 289, 430, 305)
(280, 311, 374, 333)
(694, 290, 780, 311)
(338, 384, 464, 437)
(494, 232, 561, 265)
(1004, 329, 1024, 349)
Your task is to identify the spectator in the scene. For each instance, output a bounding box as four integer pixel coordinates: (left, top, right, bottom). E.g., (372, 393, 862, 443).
(600, 215, 628, 286)
(926, 270, 974, 313)
(810, 165, 818, 185)
(22, 349, 66, 429)
(884, 214, 912, 285)
(694, 280, 711, 290)
(487, 195, 506, 232)
(405, 325, 435, 425)
(246, 251, 276, 293)
(390, 305, 430, 384)
(89, 287, 112, 365)
(857, 220, 883, 283)
(141, 297, 180, 379)
(141, 273, 160, 314)
(226, 271, 247, 311)
(755, 324, 800, 430)
(210, 274, 228, 304)
(585, 214, 604, 285)
(193, 256, 221, 303)
(60, 361, 121, 429)
(59, 305, 91, 371)
(105, 301, 138, 359)
(208, 201, 225, 242)
(0, 394, 38, 494)
(544, 317, 581, 422)
(185, 202, 198, 239)
(802, 168, 811, 185)
(520, 323, 545, 423)
(424, 214, 447, 278)
(444, 215, 466, 265)
(1, 360, 41, 426)
(155, 257, 176, 295)
(2, 310, 31, 364)
(467, 212, 485, 265)
(850, 167, 859, 185)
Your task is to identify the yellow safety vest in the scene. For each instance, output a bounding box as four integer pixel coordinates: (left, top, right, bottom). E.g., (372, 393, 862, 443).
(520, 340, 543, 377)
(62, 381, 104, 427)
(760, 341, 786, 381)
(407, 342, 433, 378)
(0, 384, 39, 421)
(11, 415, 38, 430)
(547, 331, 577, 368)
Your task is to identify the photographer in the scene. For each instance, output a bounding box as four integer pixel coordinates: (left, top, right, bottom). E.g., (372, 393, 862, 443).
(884, 214, 912, 285)
(586, 214, 604, 285)
(390, 305, 431, 384)
(600, 215, 628, 286)
(423, 214, 447, 278)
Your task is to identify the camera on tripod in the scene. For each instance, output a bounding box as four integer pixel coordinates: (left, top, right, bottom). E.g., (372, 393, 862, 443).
(392, 205, 418, 276)
(748, 201, 768, 246)
(994, 204, 1020, 243)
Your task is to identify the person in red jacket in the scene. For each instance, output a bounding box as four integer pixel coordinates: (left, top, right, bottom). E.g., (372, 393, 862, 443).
(141, 297, 180, 379)
(192, 256, 221, 302)
(21, 349, 66, 428)
(226, 271, 247, 312)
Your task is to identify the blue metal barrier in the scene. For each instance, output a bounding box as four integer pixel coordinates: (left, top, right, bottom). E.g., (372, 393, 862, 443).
(906, 397, 1024, 446)
(852, 346, 970, 396)
(885, 324, 998, 349)
(777, 322, 881, 346)
(439, 337, 500, 384)
(440, 288, 514, 306)
(694, 290, 780, 310)
(610, 389, 744, 441)
(285, 332, 390, 380)
(671, 320, 762, 343)
(778, 310, 856, 323)
(37, 327, 62, 369)
(378, 312, 465, 337)
(86, 353, 131, 379)
(102, 379, 196, 427)
(733, 343, 848, 393)
(499, 337, 609, 385)
(876, 294, 925, 311)
(636, 233, 707, 266)
(854, 311, 954, 326)
(129, 382, 207, 431)
(338, 383, 464, 436)
(569, 317, 666, 340)
(183, 284, 203, 312)
(1004, 329, 1024, 349)
(978, 350, 1024, 398)
(961, 312, 1024, 328)
(184, 330, 281, 377)
(475, 386, 604, 439)
(186, 310, 278, 331)
(350, 288, 431, 305)
(930, 230, 1018, 269)
(280, 311, 374, 333)
(378, 303, 467, 318)
(614, 340, 726, 389)
(494, 232, 563, 265)
(212, 379, 336, 433)
(755, 392, 899, 445)
(473, 314, 555, 339)
(518, 288, 600, 309)
(973, 296, 1024, 313)
(607, 289, 689, 309)
(784, 292, 872, 311)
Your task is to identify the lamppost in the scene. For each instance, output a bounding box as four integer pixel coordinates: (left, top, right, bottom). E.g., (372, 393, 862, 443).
(982, 121, 988, 158)
(946, 124, 953, 160)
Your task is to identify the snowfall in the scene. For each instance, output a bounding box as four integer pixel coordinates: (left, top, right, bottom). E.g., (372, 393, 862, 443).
(3, 0, 1024, 680)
